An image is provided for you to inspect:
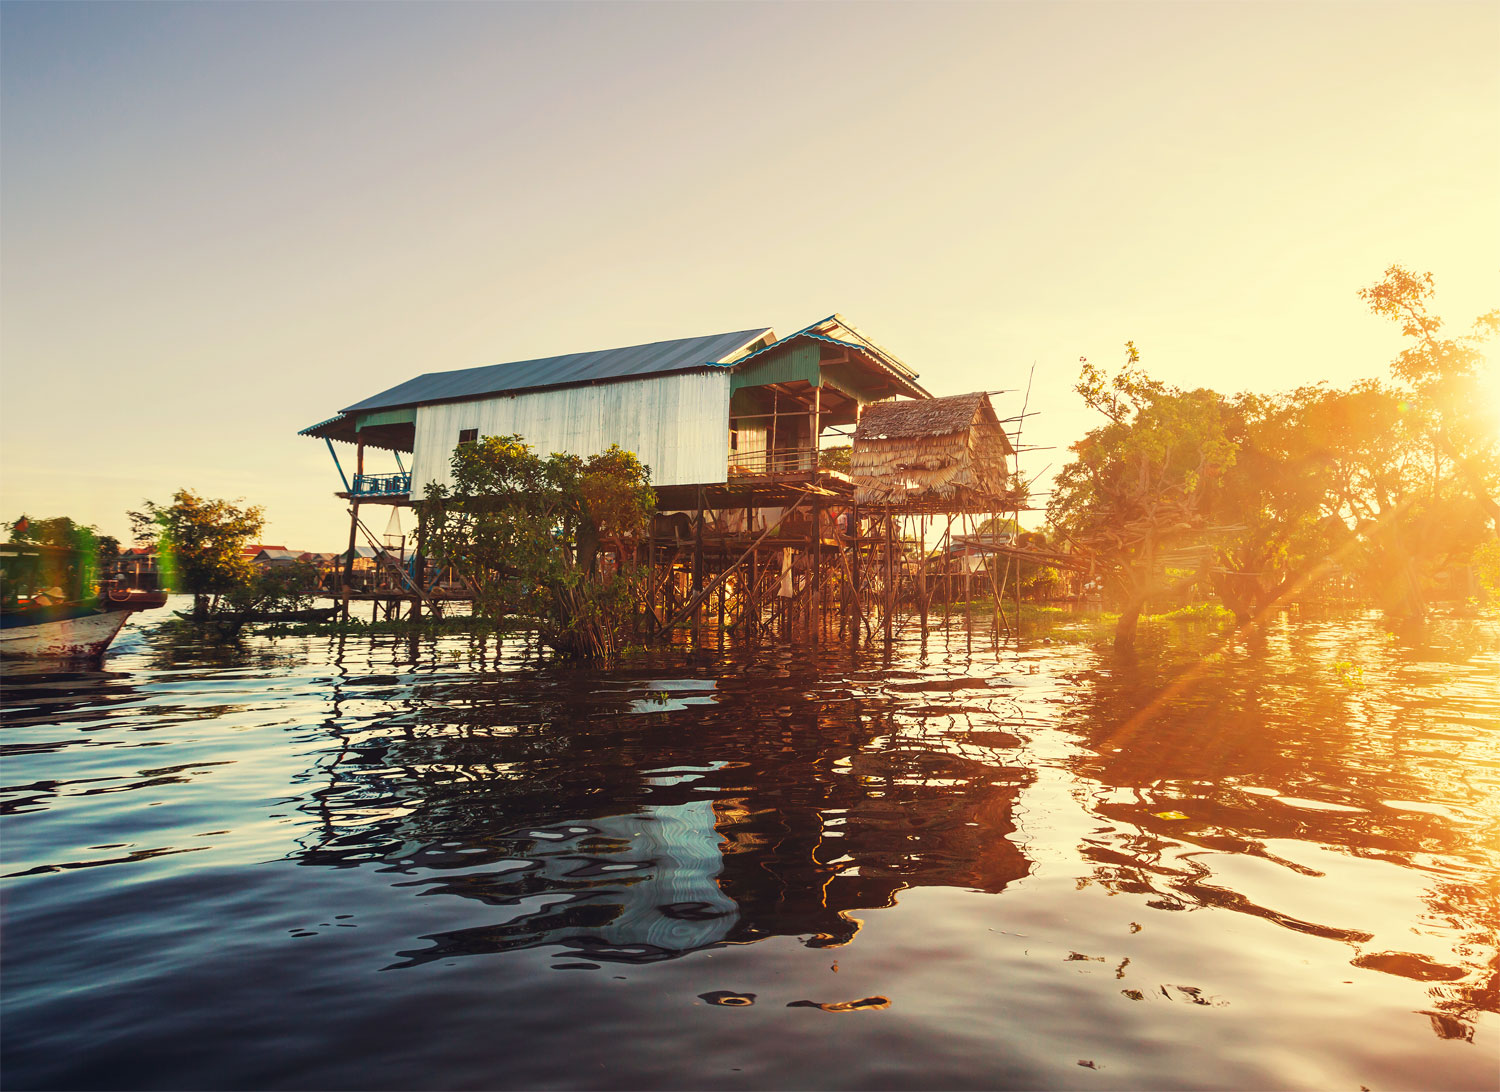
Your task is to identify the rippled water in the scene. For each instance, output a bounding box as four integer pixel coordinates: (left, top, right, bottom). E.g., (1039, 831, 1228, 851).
(3, 604, 1497, 1090)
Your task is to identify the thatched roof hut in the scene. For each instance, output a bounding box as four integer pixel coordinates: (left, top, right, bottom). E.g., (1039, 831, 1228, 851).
(850, 392, 1016, 508)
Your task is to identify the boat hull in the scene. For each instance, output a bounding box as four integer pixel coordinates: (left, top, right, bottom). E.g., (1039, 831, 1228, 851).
(0, 610, 133, 661)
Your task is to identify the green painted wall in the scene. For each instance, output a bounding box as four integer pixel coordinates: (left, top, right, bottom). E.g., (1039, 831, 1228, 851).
(729, 343, 821, 393)
(729, 341, 891, 405)
(356, 407, 417, 431)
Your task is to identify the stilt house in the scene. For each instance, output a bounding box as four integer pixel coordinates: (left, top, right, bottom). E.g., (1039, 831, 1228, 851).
(300, 315, 930, 503)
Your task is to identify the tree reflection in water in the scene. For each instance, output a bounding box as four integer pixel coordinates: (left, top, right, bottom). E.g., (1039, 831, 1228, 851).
(1058, 615, 1499, 1041)
(293, 646, 1035, 968)
(283, 613, 1497, 1046)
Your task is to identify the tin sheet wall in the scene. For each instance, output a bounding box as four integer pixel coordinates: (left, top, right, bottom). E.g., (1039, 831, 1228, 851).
(409, 371, 732, 497)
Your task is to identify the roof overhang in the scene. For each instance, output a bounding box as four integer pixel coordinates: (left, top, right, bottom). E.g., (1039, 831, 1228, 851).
(730, 314, 930, 401)
(298, 412, 414, 452)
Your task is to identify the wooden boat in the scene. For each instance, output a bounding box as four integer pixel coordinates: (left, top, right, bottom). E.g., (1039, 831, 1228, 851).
(0, 604, 135, 660)
(0, 542, 166, 662)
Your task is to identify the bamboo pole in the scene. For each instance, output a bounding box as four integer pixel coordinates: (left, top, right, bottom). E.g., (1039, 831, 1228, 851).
(340, 437, 365, 622)
(812, 497, 822, 643)
(918, 512, 928, 643)
(692, 486, 704, 646)
(884, 512, 895, 645)
(848, 504, 861, 648)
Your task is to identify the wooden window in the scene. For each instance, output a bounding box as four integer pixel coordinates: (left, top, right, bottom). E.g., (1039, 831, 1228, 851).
(458, 428, 478, 446)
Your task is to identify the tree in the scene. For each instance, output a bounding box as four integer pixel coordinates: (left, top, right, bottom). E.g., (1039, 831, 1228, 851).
(6, 514, 110, 600)
(1201, 269, 1497, 623)
(1202, 385, 1386, 623)
(129, 490, 265, 619)
(8, 514, 97, 550)
(421, 438, 654, 659)
(1360, 265, 1499, 529)
(1293, 380, 1490, 618)
(819, 445, 852, 474)
(1049, 346, 1236, 650)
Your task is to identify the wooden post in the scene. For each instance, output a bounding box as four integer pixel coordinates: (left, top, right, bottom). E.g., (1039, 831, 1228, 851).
(918, 512, 928, 643)
(745, 501, 755, 639)
(769, 389, 778, 474)
(748, 547, 758, 641)
(811, 384, 821, 474)
(941, 516, 952, 624)
(692, 486, 705, 646)
(665, 557, 677, 629)
(966, 513, 978, 636)
(647, 519, 656, 636)
(340, 439, 366, 622)
(411, 506, 424, 622)
(884, 512, 895, 645)
(849, 504, 861, 648)
(1014, 522, 1024, 643)
(812, 497, 822, 643)
(991, 526, 1002, 640)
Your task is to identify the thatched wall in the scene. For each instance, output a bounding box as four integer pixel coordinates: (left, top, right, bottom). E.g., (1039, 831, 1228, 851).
(850, 392, 1015, 508)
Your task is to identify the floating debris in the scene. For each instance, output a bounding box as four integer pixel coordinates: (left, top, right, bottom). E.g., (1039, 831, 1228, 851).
(787, 996, 891, 1012)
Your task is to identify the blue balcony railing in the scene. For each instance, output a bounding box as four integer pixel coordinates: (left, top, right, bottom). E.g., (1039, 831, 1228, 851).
(351, 472, 412, 497)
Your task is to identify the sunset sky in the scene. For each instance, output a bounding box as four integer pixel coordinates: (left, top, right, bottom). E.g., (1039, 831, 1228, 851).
(3, 0, 1496, 549)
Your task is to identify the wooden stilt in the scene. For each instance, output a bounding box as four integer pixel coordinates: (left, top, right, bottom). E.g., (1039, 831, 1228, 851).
(912, 513, 924, 645)
(961, 511, 973, 645)
(692, 486, 704, 647)
(849, 505, 861, 648)
(884, 512, 895, 645)
(811, 497, 822, 644)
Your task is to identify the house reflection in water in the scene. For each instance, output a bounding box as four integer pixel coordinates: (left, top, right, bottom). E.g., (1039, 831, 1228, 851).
(294, 658, 1033, 968)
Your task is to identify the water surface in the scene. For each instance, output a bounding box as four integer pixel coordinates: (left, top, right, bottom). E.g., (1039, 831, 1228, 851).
(2, 607, 1496, 1089)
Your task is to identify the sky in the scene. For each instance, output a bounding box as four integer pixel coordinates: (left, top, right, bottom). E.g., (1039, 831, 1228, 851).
(2, 0, 1496, 549)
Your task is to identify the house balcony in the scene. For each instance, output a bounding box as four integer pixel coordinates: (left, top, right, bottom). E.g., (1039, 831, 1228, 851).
(350, 472, 412, 498)
(727, 446, 819, 478)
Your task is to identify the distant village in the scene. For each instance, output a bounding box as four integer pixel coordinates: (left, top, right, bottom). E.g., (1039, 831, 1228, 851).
(113, 542, 388, 592)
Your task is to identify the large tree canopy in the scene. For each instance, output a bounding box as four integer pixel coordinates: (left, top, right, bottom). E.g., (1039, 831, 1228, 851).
(1360, 264, 1499, 530)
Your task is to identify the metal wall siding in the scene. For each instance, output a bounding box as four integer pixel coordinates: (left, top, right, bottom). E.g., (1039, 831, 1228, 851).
(409, 371, 732, 498)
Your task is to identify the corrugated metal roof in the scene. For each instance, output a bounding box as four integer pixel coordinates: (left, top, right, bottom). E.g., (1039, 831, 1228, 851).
(298, 414, 348, 438)
(341, 328, 772, 414)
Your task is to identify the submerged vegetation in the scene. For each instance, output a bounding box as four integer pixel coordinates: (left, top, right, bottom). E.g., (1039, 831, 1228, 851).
(421, 436, 655, 660)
